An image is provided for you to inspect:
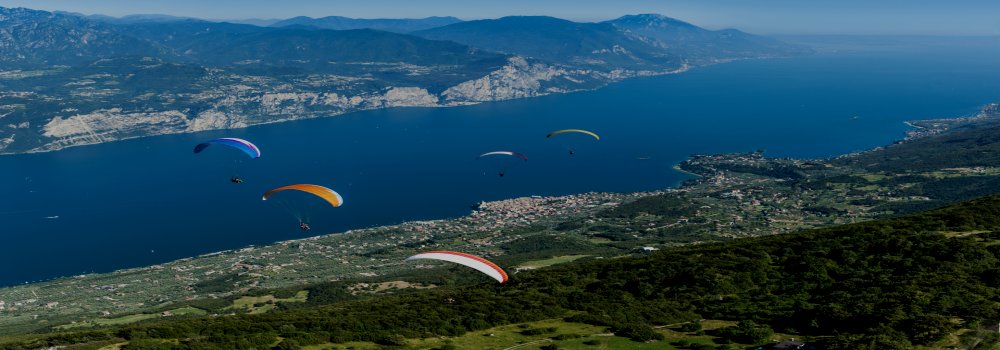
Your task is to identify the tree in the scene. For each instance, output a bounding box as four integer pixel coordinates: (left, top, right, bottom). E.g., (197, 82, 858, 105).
(274, 338, 302, 350)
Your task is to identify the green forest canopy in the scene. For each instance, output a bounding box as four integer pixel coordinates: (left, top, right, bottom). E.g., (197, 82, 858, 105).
(6, 194, 1000, 349)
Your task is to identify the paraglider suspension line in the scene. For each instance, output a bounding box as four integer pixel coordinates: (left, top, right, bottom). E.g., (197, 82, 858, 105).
(232, 160, 242, 177)
(276, 199, 308, 224)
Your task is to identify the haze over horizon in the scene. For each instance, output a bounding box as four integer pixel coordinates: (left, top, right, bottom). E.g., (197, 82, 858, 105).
(0, 0, 997, 36)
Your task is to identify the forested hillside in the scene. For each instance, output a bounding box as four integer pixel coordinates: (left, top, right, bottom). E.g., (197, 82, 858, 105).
(6, 194, 1000, 349)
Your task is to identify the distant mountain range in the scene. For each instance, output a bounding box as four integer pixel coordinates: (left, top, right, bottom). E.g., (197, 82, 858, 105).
(0, 6, 809, 155)
(118, 20, 506, 75)
(607, 14, 812, 62)
(61, 12, 203, 24)
(413, 15, 808, 67)
(270, 15, 462, 33)
(413, 16, 681, 69)
(0, 8, 166, 66)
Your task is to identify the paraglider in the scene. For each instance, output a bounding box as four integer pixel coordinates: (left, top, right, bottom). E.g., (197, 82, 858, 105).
(546, 129, 599, 155)
(262, 184, 344, 207)
(262, 184, 343, 231)
(193, 138, 261, 159)
(405, 251, 509, 284)
(478, 151, 528, 177)
(194, 138, 260, 182)
(546, 129, 600, 140)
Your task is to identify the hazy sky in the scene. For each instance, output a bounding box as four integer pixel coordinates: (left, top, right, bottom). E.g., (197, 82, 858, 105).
(0, 0, 997, 35)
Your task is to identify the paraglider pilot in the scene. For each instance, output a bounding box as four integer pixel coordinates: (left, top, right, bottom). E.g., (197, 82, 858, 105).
(230, 177, 244, 183)
(299, 222, 311, 231)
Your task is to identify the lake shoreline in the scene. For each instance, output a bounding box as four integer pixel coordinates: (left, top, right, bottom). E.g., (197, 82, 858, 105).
(7, 103, 988, 289)
(0, 100, 993, 337)
(5, 57, 773, 157)
(4, 43, 999, 289)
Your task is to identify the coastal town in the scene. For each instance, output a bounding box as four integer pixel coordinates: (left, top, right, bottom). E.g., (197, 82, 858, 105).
(902, 103, 1000, 141)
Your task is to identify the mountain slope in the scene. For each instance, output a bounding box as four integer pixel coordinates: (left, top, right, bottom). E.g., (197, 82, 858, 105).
(0, 7, 610, 155)
(0, 7, 164, 66)
(117, 21, 515, 95)
(607, 14, 812, 62)
(413, 16, 681, 69)
(6, 192, 1000, 349)
(0, 7, 813, 155)
(78, 13, 203, 24)
(270, 15, 462, 33)
(121, 20, 506, 73)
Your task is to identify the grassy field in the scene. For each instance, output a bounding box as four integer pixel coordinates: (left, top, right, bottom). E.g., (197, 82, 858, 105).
(941, 230, 991, 238)
(55, 306, 207, 330)
(859, 174, 889, 182)
(226, 290, 309, 314)
(97, 341, 129, 350)
(516, 255, 591, 270)
(295, 318, 779, 350)
(38, 290, 310, 334)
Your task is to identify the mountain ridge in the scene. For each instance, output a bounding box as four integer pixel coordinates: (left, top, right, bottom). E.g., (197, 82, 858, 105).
(0, 7, 166, 66)
(270, 15, 463, 33)
(606, 13, 813, 62)
(413, 16, 682, 69)
(0, 6, 807, 155)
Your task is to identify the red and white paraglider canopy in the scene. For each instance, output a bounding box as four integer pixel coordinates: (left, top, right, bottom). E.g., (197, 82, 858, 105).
(405, 250, 509, 284)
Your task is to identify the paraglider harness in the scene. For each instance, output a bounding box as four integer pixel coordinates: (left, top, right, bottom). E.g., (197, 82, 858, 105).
(230, 177, 244, 184)
(299, 222, 311, 231)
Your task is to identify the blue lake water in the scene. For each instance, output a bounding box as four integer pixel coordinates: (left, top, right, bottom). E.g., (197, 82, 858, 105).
(2, 38, 1000, 286)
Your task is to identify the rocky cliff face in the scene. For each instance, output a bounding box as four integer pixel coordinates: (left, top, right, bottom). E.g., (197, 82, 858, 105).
(442, 57, 567, 102)
(40, 109, 188, 151)
(24, 86, 445, 152)
(372, 87, 440, 107)
(0, 54, 673, 154)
